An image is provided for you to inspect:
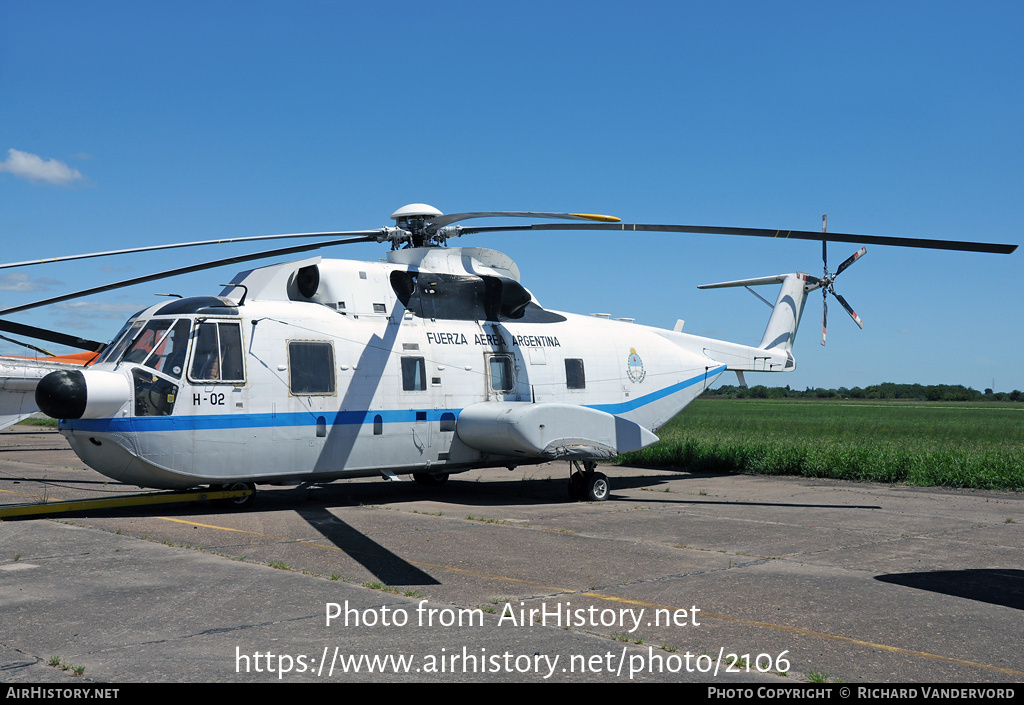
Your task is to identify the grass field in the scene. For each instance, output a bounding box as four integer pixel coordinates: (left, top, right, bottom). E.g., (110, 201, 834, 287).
(618, 398, 1024, 491)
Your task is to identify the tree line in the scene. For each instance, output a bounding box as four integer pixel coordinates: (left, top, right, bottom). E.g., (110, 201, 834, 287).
(706, 382, 1023, 402)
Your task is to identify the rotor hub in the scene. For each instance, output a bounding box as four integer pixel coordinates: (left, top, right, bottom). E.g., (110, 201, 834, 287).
(390, 203, 443, 247)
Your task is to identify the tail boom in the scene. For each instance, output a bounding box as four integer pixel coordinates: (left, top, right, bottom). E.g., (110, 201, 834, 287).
(675, 272, 814, 372)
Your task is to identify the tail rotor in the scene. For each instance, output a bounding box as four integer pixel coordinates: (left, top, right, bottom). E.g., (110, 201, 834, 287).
(813, 220, 866, 346)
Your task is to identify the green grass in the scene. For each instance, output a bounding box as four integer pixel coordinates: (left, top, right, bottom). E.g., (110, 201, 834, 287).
(619, 398, 1024, 491)
(15, 416, 58, 427)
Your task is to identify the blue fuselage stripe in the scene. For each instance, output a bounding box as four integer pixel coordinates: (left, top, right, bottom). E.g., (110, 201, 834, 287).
(62, 366, 726, 434)
(587, 365, 725, 414)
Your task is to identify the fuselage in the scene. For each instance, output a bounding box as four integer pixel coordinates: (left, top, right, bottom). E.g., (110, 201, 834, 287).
(46, 247, 726, 489)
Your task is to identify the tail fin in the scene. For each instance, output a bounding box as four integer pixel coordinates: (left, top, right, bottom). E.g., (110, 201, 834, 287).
(697, 272, 812, 366)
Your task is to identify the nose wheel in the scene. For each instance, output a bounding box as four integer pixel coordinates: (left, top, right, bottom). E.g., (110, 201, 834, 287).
(212, 481, 256, 509)
(413, 472, 449, 487)
(567, 460, 609, 502)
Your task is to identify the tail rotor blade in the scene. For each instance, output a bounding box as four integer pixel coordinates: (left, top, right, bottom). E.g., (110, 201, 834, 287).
(833, 292, 864, 329)
(820, 294, 828, 346)
(835, 247, 867, 277)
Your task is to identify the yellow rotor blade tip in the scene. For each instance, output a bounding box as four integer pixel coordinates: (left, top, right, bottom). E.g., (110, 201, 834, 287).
(571, 213, 621, 223)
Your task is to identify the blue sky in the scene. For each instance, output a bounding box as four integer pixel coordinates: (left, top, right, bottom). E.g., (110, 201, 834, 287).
(1, 1, 1022, 392)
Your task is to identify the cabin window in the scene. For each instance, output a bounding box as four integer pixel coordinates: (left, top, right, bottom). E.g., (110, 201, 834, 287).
(440, 412, 456, 432)
(373, 414, 383, 435)
(565, 358, 585, 389)
(401, 357, 426, 391)
(488, 354, 515, 393)
(288, 341, 335, 394)
(189, 321, 245, 383)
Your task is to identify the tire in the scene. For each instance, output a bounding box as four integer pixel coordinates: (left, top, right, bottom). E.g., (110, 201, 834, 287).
(413, 472, 449, 487)
(585, 472, 609, 502)
(213, 481, 256, 509)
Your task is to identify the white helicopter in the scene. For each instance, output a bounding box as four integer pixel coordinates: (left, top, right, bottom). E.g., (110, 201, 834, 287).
(1, 204, 1016, 504)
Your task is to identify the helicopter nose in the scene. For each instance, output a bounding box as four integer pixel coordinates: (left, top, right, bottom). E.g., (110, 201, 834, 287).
(36, 370, 87, 419)
(35, 369, 131, 420)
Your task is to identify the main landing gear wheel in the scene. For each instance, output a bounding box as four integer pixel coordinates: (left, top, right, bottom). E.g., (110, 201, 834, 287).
(585, 472, 609, 502)
(212, 481, 256, 509)
(413, 472, 449, 487)
(567, 460, 609, 502)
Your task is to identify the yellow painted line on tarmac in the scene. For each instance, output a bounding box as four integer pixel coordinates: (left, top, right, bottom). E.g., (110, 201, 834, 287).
(158, 516, 364, 554)
(569, 591, 1024, 677)
(688, 610, 1024, 678)
(159, 516, 276, 536)
(156, 516, 1024, 678)
(0, 488, 46, 500)
(411, 561, 572, 593)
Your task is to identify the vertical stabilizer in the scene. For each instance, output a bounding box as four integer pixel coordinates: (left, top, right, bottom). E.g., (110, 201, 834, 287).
(757, 273, 811, 352)
(696, 272, 812, 371)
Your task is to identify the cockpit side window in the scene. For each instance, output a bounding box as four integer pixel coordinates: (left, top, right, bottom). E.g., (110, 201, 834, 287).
(189, 321, 245, 383)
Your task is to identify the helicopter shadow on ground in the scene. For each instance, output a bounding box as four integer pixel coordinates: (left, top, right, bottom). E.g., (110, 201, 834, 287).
(294, 505, 440, 586)
(874, 569, 1024, 611)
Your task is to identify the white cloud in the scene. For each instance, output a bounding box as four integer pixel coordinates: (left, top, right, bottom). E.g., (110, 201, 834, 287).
(0, 149, 85, 185)
(0, 272, 63, 292)
(54, 301, 143, 315)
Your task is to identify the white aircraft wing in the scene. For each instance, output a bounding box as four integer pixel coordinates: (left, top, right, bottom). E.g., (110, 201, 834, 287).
(0, 356, 93, 430)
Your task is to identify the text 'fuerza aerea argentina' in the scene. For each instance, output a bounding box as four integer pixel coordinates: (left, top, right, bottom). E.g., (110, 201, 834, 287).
(425, 332, 561, 347)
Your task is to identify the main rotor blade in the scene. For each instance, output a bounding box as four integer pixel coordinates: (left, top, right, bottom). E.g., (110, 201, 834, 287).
(0, 234, 377, 318)
(0, 333, 55, 357)
(457, 223, 1017, 254)
(0, 319, 106, 352)
(835, 247, 867, 277)
(428, 211, 620, 230)
(0, 229, 385, 271)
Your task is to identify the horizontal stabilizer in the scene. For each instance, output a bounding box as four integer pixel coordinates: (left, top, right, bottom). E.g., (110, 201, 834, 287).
(456, 402, 659, 460)
(698, 274, 789, 289)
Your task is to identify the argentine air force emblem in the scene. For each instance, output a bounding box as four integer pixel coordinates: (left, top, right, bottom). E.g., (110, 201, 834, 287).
(626, 348, 646, 383)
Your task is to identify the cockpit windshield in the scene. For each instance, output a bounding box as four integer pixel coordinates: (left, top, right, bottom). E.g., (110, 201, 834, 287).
(98, 319, 144, 365)
(111, 318, 192, 379)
